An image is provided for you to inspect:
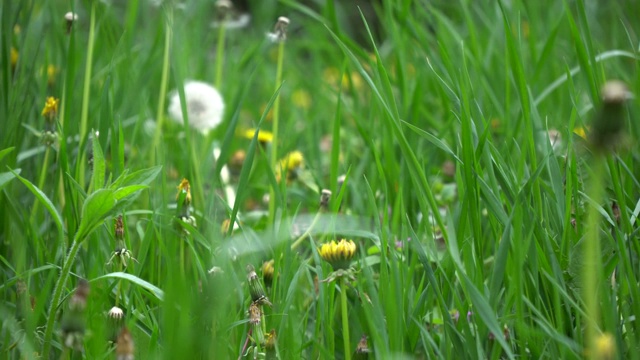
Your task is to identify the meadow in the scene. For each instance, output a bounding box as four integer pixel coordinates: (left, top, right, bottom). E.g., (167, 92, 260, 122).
(1, 0, 639, 359)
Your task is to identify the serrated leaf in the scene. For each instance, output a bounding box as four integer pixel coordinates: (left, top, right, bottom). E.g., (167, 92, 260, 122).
(114, 185, 149, 200)
(91, 272, 164, 301)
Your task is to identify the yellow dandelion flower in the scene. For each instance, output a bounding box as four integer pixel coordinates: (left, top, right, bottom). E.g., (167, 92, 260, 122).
(573, 126, 588, 140)
(41, 97, 60, 120)
(318, 239, 356, 270)
(292, 89, 312, 110)
(11, 47, 19, 68)
(176, 178, 192, 205)
(261, 259, 275, 286)
(594, 332, 615, 360)
(241, 128, 273, 143)
(47, 65, 58, 86)
(276, 150, 304, 182)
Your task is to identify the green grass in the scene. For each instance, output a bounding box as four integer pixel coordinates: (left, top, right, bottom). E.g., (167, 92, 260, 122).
(1, 0, 639, 359)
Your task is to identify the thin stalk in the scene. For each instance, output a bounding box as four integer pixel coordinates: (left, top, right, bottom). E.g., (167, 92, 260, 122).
(42, 238, 83, 356)
(215, 23, 226, 88)
(30, 147, 51, 221)
(291, 211, 321, 250)
(115, 262, 123, 307)
(583, 154, 606, 357)
(151, 7, 173, 165)
(180, 237, 185, 276)
(340, 278, 351, 360)
(268, 41, 285, 221)
(77, 1, 97, 187)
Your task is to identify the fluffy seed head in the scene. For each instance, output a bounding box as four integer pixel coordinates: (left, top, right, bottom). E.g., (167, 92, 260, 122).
(168, 81, 225, 134)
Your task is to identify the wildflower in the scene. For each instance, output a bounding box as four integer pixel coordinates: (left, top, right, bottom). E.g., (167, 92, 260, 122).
(267, 16, 289, 43)
(318, 239, 356, 271)
(41, 97, 59, 121)
(10, 47, 18, 69)
(241, 128, 274, 144)
(211, 0, 251, 29)
(108, 306, 124, 320)
(574, 126, 588, 140)
(107, 216, 138, 267)
(65, 12, 78, 34)
(589, 80, 631, 151)
(228, 150, 246, 177)
(265, 329, 277, 358)
(354, 334, 371, 359)
(248, 302, 265, 346)
(292, 89, 312, 110)
(276, 150, 304, 183)
(592, 332, 615, 360)
(320, 189, 331, 210)
(116, 327, 135, 360)
(261, 259, 275, 287)
(168, 81, 225, 134)
(449, 309, 460, 324)
(47, 65, 58, 86)
(247, 264, 272, 306)
(61, 279, 90, 351)
(176, 178, 192, 206)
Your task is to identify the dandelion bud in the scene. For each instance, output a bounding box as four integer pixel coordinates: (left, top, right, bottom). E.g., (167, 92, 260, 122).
(176, 178, 192, 206)
(267, 16, 290, 43)
(320, 189, 332, 210)
(246, 265, 271, 306)
(61, 279, 90, 351)
(353, 334, 371, 359)
(589, 80, 631, 152)
(215, 0, 232, 21)
(116, 327, 135, 360)
(261, 260, 275, 287)
(115, 216, 125, 240)
(318, 239, 357, 270)
(65, 12, 78, 34)
(108, 306, 125, 321)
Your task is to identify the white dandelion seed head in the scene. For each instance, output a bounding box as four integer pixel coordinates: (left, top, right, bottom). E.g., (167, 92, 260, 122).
(168, 80, 225, 134)
(65, 12, 78, 22)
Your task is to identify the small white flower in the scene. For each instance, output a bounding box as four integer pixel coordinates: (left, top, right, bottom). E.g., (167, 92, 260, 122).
(168, 81, 225, 134)
(65, 12, 78, 22)
(108, 306, 124, 320)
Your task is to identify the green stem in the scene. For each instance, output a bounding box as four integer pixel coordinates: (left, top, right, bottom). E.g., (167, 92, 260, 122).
(180, 237, 185, 277)
(77, 1, 97, 187)
(583, 154, 606, 356)
(42, 238, 83, 356)
(291, 211, 321, 250)
(115, 262, 123, 307)
(151, 7, 173, 165)
(30, 147, 51, 221)
(268, 41, 286, 221)
(340, 278, 351, 360)
(215, 23, 226, 88)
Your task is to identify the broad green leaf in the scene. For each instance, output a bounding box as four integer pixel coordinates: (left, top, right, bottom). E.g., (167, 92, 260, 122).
(77, 189, 117, 239)
(92, 272, 164, 301)
(112, 165, 162, 189)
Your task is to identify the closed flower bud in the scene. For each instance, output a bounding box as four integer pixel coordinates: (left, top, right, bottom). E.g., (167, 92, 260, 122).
(318, 239, 357, 270)
(247, 265, 271, 306)
(589, 80, 631, 152)
(261, 260, 275, 287)
(116, 327, 135, 360)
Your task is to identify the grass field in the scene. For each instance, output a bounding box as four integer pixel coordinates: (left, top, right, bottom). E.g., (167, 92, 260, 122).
(1, 0, 639, 359)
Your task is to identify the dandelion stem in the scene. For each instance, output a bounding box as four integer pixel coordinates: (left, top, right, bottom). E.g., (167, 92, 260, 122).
(583, 154, 606, 356)
(30, 147, 51, 221)
(151, 6, 173, 165)
(42, 238, 83, 356)
(115, 262, 123, 307)
(291, 211, 321, 250)
(215, 23, 226, 88)
(269, 41, 285, 221)
(340, 277, 351, 360)
(77, 1, 97, 188)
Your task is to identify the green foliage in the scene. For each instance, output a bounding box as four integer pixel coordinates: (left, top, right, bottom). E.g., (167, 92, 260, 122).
(1, 0, 639, 359)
